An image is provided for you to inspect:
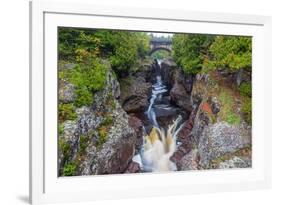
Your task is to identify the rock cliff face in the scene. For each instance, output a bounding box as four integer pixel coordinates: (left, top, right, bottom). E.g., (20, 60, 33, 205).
(175, 72, 252, 170)
(170, 81, 193, 112)
(160, 58, 177, 86)
(197, 122, 251, 168)
(118, 59, 157, 114)
(169, 68, 252, 171)
(90, 107, 136, 174)
(58, 62, 138, 176)
(163, 59, 194, 113)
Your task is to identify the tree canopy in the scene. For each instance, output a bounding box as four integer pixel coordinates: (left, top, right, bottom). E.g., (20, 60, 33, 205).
(172, 34, 214, 74)
(58, 28, 151, 107)
(58, 28, 150, 76)
(203, 36, 252, 72)
(172, 34, 252, 74)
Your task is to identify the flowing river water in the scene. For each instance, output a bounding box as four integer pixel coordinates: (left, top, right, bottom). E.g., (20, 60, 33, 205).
(132, 60, 185, 172)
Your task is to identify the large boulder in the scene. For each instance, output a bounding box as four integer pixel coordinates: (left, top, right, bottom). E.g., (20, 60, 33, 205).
(177, 149, 199, 171)
(160, 58, 177, 86)
(170, 82, 193, 112)
(119, 76, 151, 113)
(125, 161, 141, 173)
(198, 122, 251, 168)
(91, 107, 136, 174)
(172, 69, 194, 93)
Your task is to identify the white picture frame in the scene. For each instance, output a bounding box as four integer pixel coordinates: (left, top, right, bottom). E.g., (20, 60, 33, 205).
(30, 0, 272, 204)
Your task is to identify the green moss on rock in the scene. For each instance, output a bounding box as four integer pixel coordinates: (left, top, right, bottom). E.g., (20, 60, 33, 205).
(238, 82, 251, 97)
(62, 162, 77, 176)
(241, 97, 252, 124)
(97, 126, 108, 148)
(78, 135, 89, 155)
(58, 103, 77, 122)
(58, 138, 72, 162)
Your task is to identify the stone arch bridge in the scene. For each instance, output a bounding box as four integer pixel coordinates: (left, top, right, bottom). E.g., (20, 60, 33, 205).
(149, 38, 172, 55)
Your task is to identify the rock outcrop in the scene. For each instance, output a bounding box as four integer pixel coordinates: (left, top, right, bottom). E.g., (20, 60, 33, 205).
(160, 57, 177, 86)
(169, 70, 252, 171)
(177, 72, 252, 170)
(128, 115, 144, 152)
(125, 161, 141, 173)
(91, 107, 136, 174)
(197, 122, 251, 168)
(119, 75, 151, 113)
(58, 62, 138, 176)
(59, 82, 76, 103)
(168, 65, 194, 113)
(170, 82, 193, 112)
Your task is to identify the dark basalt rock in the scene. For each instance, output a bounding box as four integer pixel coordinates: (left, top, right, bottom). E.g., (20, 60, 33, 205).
(125, 161, 141, 173)
(170, 82, 193, 112)
(128, 115, 144, 152)
(119, 76, 152, 113)
(160, 58, 177, 86)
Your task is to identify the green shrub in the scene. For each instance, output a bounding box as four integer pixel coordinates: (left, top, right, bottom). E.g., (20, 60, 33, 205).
(218, 91, 241, 125)
(58, 28, 150, 77)
(97, 126, 108, 148)
(73, 86, 93, 107)
(59, 138, 71, 159)
(58, 69, 71, 80)
(238, 82, 252, 97)
(70, 59, 107, 107)
(79, 135, 89, 154)
(241, 97, 252, 124)
(100, 116, 113, 127)
(62, 162, 77, 176)
(172, 34, 214, 74)
(58, 123, 64, 135)
(106, 91, 116, 109)
(96, 114, 114, 149)
(58, 28, 101, 61)
(226, 112, 241, 125)
(58, 103, 77, 122)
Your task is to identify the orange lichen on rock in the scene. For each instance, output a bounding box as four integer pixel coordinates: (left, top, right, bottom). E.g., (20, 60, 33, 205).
(202, 102, 212, 114)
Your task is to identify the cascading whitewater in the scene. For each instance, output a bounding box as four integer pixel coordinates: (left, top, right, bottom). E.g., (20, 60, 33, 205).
(132, 60, 184, 172)
(141, 116, 184, 172)
(146, 75, 167, 128)
(133, 116, 184, 172)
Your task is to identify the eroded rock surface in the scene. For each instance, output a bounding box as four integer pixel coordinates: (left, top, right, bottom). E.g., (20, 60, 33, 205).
(198, 122, 251, 168)
(58, 63, 138, 176)
(119, 76, 151, 113)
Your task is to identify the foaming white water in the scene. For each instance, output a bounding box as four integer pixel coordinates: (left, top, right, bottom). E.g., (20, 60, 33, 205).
(146, 75, 167, 128)
(134, 116, 184, 172)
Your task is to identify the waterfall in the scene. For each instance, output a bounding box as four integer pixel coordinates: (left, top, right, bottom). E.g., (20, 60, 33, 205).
(146, 75, 167, 128)
(132, 59, 184, 172)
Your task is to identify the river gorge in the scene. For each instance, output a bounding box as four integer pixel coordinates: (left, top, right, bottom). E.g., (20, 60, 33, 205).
(58, 29, 252, 176)
(58, 57, 252, 176)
